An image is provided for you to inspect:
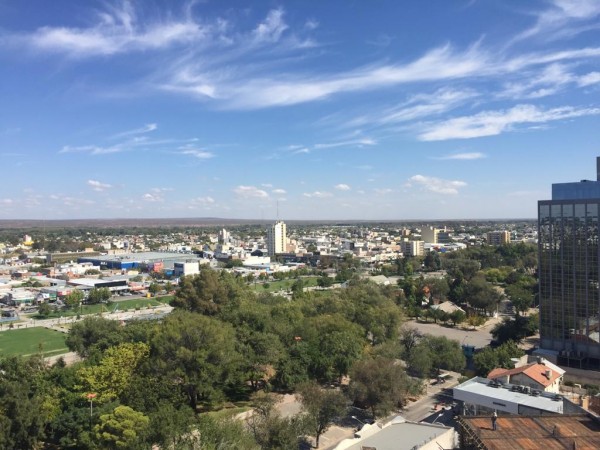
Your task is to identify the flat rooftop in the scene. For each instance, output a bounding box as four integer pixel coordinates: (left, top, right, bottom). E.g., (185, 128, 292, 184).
(459, 414, 600, 449)
(340, 417, 452, 450)
(454, 377, 564, 414)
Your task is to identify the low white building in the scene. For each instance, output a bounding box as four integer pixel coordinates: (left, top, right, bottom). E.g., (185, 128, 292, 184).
(173, 262, 200, 277)
(453, 377, 579, 416)
(334, 416, 455, 450)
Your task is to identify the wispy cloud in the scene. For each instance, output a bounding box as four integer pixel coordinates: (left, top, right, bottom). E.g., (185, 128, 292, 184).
(510, 0, 600, 44)
(313, 138, 376, 150)
(112, 123, 157, 139)
(87, 179, 112, 192)
(179, 145, 215, 159)
(253, 8, 288, 43)
(60, 124, 199, 156)
(335, 184, 351, 191)
(373, 188, 393, 195)
(12, 2, 212, 57)
(272, 188, 286, 195)
(419, 104, 600, 141)
(408, 175, 467, 195)
(303, 191, 333, 198)
(436, 152, 486, 160)
(579, 71, 600, 86)
(188, 196, 215, 207)
(347, 88, 477, 128)
(233, 185, 269, 199)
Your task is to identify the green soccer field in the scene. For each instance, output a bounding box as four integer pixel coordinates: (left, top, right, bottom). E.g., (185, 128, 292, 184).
(0, 327, 69, 357)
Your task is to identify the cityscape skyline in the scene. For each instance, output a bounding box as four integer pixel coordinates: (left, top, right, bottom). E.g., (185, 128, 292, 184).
(1, 1, 600, 220)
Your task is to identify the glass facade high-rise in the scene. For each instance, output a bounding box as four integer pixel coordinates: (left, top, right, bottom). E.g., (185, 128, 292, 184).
(538, 157, 600, 368)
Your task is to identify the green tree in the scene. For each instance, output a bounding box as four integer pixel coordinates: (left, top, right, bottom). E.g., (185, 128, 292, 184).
(171, 269, 250, 316)
(148, 282, 161, 297)
(94, 405, 150, 450)
(424, 252, 442, 270)
(87, 287, 111, 304)
(38, 301, 52, 317)
(64, 289, 85, 309)
(473, 341, 525, 376)
(463, 275, 502, 313)
(66, 317, 125, 358)
(348, 357, 421, 419)
(290, 279, 305, 299)
(449, 310, 467, 326)
(399, 327, 422, 359)
(297, 381, 347, 448)
(238, 330, 285, 391)
(150, 312, 241, 410)
(317, 276, 334, 289)
(77, 342, 150, 404)
(0, 356, 55, 450)
(303, 314, 366, 382)
(408, 335, 465, 377)
(491, 314, 539, 344)
(197, 415, 258, 450)
(504, 283, 533, 315)
(247, 392, 303, 450)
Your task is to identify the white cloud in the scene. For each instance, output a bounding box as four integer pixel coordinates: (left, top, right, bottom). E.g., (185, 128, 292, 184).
(87, 179, 112, 192)
(314, 138, 376, 149)
(272, 188, 287, 195)
(437, 152, 486, 160)
(0, 198, 13, 205)
(179, 147, 215, 159)
(303, 191, 333, 198)
(206, 44, 488, 109)
(374, 188, 393, 195)
(578, 71, 600, 86)
(253, 9, 288, 43)
(408, 175, 467, 195)
(349, 88, 477, 127)
(142, 193, 163, 202)
(112, 123, 157, 139)
(335, 184, 351, 191)
(420, 104, 600, 141)
(189, 196, 215, 206)
(262, 183, 273, 188)
(233, 185, 269, 198)
(511, 0, 600, 43)
(17, 2, 211, 57)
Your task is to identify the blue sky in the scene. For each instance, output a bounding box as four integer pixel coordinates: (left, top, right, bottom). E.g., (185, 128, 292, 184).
(1, 0, 599, 220)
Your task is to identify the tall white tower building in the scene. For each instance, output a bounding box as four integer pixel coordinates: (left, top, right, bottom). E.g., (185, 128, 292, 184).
(267, 220, 287, 256)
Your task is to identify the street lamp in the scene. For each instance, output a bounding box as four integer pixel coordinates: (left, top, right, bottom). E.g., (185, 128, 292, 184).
(87, 393, 97, 428)
(351, 416, 366, 428)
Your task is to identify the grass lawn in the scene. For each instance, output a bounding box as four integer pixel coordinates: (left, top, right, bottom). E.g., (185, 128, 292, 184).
(0, 327, 68, 357)
(251, 276, 320, 292)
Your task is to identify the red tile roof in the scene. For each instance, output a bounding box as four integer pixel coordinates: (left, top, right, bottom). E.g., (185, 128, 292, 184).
(487, 363, 561, 388)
